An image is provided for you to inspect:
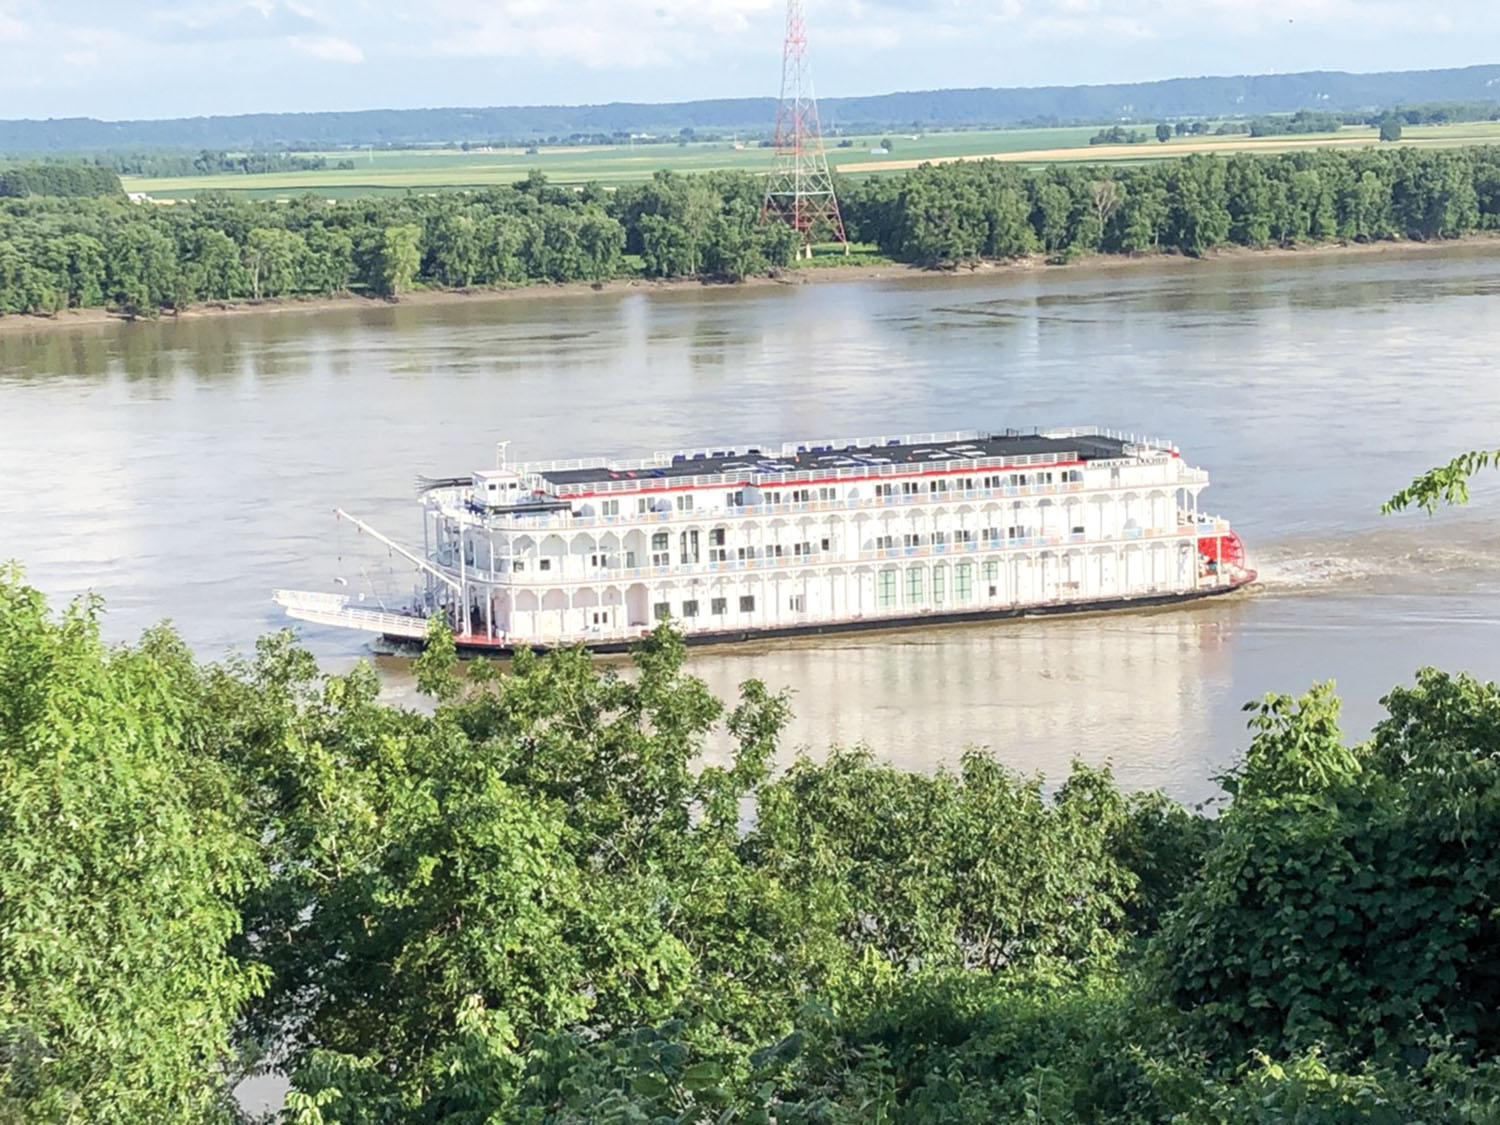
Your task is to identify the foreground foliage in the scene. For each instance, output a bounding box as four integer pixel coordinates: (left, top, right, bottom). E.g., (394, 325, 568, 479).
(6, 570, 1500, 1120)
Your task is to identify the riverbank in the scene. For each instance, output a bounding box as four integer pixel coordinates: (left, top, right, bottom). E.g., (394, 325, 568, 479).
(4, 232, 1500, 338)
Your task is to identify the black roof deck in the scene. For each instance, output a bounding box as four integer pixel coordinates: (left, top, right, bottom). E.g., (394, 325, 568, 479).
(539, 431, 1137, 490)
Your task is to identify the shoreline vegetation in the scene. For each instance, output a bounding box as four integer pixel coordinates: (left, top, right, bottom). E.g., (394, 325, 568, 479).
(5, 145, 1500, 336)
(3, 231, 1500, 339)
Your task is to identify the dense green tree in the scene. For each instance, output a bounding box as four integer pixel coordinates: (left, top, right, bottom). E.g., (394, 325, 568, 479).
(183, 228, 243, 301)
(242, 227, 306, 299)
(1160, 673, 1500, 1059)
(300, 224, 354, 295)
(752, 749, 1136, 976)
(0, 571, 265, 1122)
(372, 223, 421, 296)
(423, 212, 480, 287)
(9, 561, 1500, 1119)
(103, 220, 180, 316)
(35, 231, 106, 307)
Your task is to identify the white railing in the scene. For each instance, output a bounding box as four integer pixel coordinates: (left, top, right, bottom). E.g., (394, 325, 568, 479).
(541, 450, 1091, 496)
(521, 428, 1180, 482)
(426, 473, 1197, 533)
(273, 590, 429, 639)
(1039, 426, 1177, 452)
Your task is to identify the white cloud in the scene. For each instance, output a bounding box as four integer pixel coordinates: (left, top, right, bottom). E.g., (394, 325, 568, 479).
(0, 7, 27, 42)
(429, 0, 780, 68)
(287, 32, 363, 61)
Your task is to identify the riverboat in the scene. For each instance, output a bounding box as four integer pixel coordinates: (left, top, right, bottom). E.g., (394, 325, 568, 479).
(273, 427, 1256, 654)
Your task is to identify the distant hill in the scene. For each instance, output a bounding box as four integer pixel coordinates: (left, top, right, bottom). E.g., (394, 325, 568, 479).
(3, 64, 1500, 152)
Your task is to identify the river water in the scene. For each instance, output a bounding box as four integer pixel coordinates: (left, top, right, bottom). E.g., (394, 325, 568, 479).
(4, 246, 1500, 803)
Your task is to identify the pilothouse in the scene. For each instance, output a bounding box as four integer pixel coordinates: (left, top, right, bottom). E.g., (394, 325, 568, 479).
(274, 427, 1256, 653)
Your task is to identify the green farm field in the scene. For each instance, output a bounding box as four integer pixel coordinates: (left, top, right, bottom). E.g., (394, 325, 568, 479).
(121, 120, 1500, 199)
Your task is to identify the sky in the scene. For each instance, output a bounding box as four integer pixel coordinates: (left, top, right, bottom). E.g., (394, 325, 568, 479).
(0, 0, 1497, 121)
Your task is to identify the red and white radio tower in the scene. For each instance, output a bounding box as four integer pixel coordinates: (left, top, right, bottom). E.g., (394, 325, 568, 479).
(761, 0, 847, 257)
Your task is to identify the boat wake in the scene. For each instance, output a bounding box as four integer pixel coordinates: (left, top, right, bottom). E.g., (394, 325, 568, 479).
(1249, 517, 1500, 597)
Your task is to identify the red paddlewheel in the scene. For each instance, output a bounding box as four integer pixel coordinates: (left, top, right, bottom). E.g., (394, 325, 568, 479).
(1198, 530, 1246, 568)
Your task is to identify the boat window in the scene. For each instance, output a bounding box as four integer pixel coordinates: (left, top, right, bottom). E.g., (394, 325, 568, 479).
(681, 600, 699, 618)
(539, 559, 551, 571)
(602, 500, 620, 516)
(651, 531, 669, 551)
(906, 567, 924, 603)
(711, 598, 727, 615)
(955, 563, 973, 600)
(788, 595, 805, 612)
(653, 602, 671, 621)
(739, 595, 756, 613)
(676, 495, 694, 512)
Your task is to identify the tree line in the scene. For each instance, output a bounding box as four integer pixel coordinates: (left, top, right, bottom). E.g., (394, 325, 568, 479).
(0, 162, 121, 199)
(3, 146, 1500, 318)
(84, 150, 357, 178)
(0, 169, 801, 316)
(841, 144, 1500, 264)
(5, 569, 1500, 1122)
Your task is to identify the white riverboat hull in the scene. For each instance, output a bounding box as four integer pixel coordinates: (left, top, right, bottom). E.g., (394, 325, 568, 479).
(276, 427, 1258, 655)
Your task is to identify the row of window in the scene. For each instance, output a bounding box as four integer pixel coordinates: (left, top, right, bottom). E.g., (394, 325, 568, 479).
(872, 470, 1079, 497)
(515, 527, 1094, 573)
(595, 470, 1093, 519)
(877, 562, 1001, 608)
(870, 526, 1087, 549)
(643, 563, 1006, 621)
(654, 595, 758, 620)
(653, 592, 821, 621)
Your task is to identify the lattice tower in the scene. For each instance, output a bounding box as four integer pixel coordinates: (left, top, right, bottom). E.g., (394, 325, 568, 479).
(761, 0, 847, 256)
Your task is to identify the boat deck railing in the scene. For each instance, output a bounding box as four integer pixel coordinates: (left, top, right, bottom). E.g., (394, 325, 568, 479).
(442, 524, 1206, 587)
(273, 590, 428, 639)
(525, 449, 1124, 495)
(429, 471, 1204, 532)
